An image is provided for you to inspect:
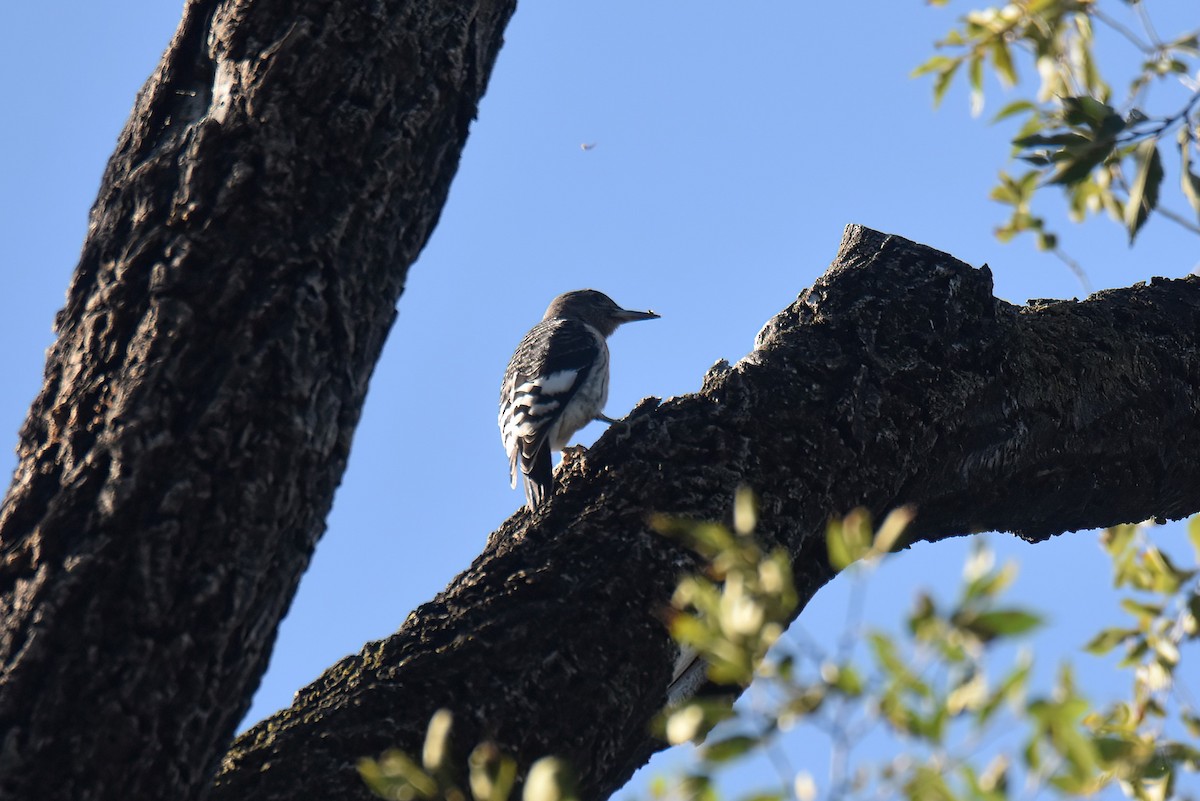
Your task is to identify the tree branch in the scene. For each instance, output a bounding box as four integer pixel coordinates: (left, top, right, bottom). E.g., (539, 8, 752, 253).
(0, 1, 516, 800)
(213, 225, 1200, 801)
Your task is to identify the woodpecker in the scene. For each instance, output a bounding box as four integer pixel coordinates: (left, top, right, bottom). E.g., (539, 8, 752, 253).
(499, 290, 659, 511)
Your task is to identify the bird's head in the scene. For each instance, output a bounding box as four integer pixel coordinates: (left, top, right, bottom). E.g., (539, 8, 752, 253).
(543, 289, 660, 337)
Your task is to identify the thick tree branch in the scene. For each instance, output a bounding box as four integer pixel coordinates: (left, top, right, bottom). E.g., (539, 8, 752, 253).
(0, 1, 515, 800)
(213, 225, 1200, 801)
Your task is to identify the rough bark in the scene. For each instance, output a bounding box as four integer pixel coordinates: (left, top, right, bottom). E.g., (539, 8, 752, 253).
(213, 225, 1200, 801)
(0, 1, 516, 800)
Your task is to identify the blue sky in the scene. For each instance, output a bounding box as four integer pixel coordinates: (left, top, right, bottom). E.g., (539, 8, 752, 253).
(1, 2, 1197, 797)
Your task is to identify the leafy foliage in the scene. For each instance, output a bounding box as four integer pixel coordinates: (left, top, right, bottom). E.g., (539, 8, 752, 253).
(650, 506, 1200, 801)
(360, 710, 574, 801)
(914, 1, 1200, 251)
(361, 503, 1200, 801)
(654, 489, 800, 695)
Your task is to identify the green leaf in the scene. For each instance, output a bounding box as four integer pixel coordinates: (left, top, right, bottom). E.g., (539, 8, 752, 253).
(1092, 734, 1137, 763)
(947, 669, 988, 714)
(1124, 138, 1163, 242)
(1120, 597, 1163, 623)
(1188, 595, 1200, 638)
(1178, 127, 1200, 220)
(825, 662, 864, 697)
(1160, 741, 1200, 770)
(469, 743, 517, 801)
(1189, 515, 1200, 564)
(733, 486, 758, 536)
(670, 613, 713, 650)
(653, 516, 737, 562)
(659, 698, 736, 744)
(871, 506, 913, 555)
(912, 54, 956, 78)
(826, 521, 853, 571)
(964, 560, 1017, 601)
(1142, 546, 1193, 593)
(1102, 524, 1135, 555)
(523, 757, 577, 801)
(990, 38, 1017, 87)
(904, 764, 957, 801)
(679, 775, 717, 801)
(1119, 635, 1149, 668)
(969, 52, 984, 116)
(1167, 33, 1200, 53)
(784, 685, 826, 717)
(908, 592, 939, 641)
(869, 631, 904, 674)
(1151, 635, 1180, 667)
(422, 708, 453, 774)
(826, 510, 872, 570)
(1084, 627, 1136, 655)
(1062, 96, 1117, 128)
(932, 60, 961, 108)
(1013, 131, 1088, 148)
(990, 184, 1017, 205)
(965, 609, 1043, 640)
(1057, 726, 1102, 779)
(360, 751, 439, 801)
(992, 99, 1037, 123)
(916, 704, 948, 744)
(701, 734, 760, 764)
(979, 656, 1031, 725)
(879, 689, 919, 736)
(1048, 140, 1117, 186)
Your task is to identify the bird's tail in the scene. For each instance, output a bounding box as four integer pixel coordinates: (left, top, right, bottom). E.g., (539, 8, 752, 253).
(522, 445, 553, 511)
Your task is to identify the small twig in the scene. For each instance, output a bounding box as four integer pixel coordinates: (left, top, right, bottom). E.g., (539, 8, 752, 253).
(1154, 205, 1200, 237)
(764, 739, 799, 801)
(826, 702, 853, 801)
(1092, 8, 1153, 54)
(1151, 88, 1200, 138)
(1050, 247, 1093, 295)
(835, 573, 868, 666)
(1111, 89, 1200, 145)
(1135, 2, 1163, 49)
(785, 626, 830, 666)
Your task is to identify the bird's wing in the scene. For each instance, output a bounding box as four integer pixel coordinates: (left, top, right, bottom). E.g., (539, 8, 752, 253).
(499, 319, 603, 495)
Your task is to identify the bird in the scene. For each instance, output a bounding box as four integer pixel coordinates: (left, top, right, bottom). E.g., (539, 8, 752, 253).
(499, 289, 659, 511)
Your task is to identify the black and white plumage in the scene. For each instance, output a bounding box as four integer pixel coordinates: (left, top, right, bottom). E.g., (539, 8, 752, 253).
(499, 290, 659, 511)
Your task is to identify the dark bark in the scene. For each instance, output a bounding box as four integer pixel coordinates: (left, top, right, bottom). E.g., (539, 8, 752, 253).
(213, 225, 1200, 801)
(0, 1, 515, 800)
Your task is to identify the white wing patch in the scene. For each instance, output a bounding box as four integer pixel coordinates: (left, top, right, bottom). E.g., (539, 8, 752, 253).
(538, 369, 583, 395)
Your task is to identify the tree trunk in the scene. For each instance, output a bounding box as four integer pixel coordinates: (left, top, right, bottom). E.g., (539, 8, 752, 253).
(0, 1, 516, 800)
(212, 225, 1200, 801)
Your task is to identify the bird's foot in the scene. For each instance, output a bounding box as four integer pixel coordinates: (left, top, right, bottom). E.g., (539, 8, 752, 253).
(594, 413, 631, 435)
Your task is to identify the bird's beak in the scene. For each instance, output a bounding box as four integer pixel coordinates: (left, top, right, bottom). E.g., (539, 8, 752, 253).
(614, 308, 660, 323)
